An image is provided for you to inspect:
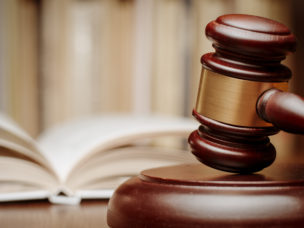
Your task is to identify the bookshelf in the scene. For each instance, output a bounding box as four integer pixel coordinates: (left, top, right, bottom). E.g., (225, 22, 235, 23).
(0, 0, 300, 158)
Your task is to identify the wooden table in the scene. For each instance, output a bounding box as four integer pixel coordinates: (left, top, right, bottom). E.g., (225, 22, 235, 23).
(0, 200, 109, 227)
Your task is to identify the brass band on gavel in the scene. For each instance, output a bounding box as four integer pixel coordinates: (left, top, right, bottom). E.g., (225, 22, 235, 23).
(195, 69, 288, 127)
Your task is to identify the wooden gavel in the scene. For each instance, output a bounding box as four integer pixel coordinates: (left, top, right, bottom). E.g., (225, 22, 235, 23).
(107, 14, 304, 227)
(188, 14, 304, 173)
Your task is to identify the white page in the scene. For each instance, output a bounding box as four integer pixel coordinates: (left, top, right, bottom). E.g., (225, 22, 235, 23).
(0, 190, 51, 202)
(66, 146, 197, 189)
(0, 113, 35, 143)
(0, 157, 59, 190)
(0, 113, 53, 171)
(37, 114, 197, 182)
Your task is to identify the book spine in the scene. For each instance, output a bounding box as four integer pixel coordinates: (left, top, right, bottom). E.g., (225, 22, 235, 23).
(0, 0, 40, 137)
(132, 0, 154, 114)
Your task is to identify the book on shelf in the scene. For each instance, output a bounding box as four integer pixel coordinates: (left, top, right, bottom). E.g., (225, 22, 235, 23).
(0, 113, 197, 204)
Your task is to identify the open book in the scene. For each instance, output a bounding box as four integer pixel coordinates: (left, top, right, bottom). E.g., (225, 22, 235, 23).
(0, 114, 198, 204)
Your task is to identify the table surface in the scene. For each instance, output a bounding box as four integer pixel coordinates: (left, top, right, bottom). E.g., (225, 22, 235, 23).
(1, 159, 303, 228)
(0, 200, 109, 228)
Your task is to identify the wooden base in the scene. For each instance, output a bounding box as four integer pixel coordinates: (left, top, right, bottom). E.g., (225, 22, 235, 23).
(107, 163, 304, 227)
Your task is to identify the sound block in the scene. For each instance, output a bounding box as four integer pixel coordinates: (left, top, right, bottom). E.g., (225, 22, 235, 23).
(107, 163, 304, 227)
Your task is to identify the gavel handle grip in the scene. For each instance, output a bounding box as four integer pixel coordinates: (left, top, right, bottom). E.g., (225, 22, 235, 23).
(257, 89, 304, 134)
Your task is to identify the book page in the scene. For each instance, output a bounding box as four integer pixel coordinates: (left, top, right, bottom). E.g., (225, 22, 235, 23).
(37, 114, 197, 182)
(66, 146, 197, 191)
(0, 190, 51, 202)
(0, 157, 59, 195)
(0, 113, 54, 172)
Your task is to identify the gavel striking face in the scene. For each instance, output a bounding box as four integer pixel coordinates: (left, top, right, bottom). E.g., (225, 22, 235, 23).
(188, 14, 304, 173)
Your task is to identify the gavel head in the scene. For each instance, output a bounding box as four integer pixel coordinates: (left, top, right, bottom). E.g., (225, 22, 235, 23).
(188, 14, 296, 173)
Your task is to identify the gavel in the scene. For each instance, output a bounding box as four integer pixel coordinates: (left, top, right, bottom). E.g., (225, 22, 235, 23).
(188, 14, 304, 173)
(107, 14, 304, 227)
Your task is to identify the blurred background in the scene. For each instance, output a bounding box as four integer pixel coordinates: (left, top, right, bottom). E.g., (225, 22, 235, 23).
(0, 0, 304, 160)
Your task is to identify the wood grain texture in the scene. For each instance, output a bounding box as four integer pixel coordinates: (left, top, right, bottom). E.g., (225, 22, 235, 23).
(0, 200, 109, 228)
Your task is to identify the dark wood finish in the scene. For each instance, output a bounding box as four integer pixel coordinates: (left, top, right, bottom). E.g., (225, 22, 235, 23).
(189, 110, 277, 173)
(189, 14, 302, 173)
(107, 14, 304, 227)
(0, 200, 109, 228)
(108, 163, 304, 227)
(257, 88, 304, 134)
(202, 14, 295, 82)
(292, 0, 304, 153)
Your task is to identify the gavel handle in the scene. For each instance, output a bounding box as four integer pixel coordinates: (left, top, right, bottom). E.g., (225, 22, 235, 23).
(257, 89, 304, 134)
